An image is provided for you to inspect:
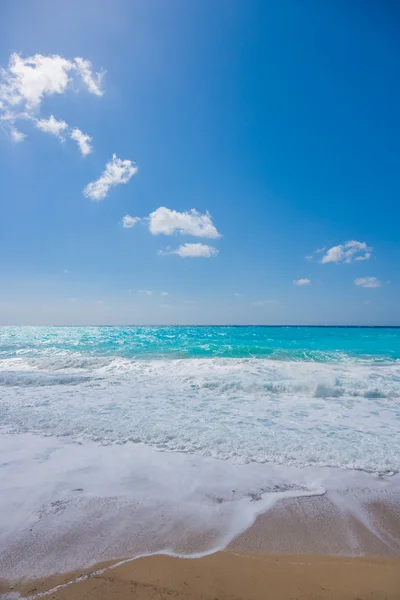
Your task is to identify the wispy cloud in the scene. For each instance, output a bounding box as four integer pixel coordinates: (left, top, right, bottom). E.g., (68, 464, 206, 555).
(84, 154, 138, 200)
(137, 289, 152, 295)
(149, 207, 221, 238)
(159, 243, 219, 258)
(354, 277, 382, 288)
(122, 215, 141, 228)
(294, 278, 311, 286)
(160, 291, 169, 296)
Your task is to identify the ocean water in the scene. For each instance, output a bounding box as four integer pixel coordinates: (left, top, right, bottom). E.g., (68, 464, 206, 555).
(1, 326, 400, 576)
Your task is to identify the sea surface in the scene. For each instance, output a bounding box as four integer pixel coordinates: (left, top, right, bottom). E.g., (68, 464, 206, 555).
(1, 326, 400, 577)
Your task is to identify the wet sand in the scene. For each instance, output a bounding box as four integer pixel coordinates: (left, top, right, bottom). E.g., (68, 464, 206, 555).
(230, 494, 400, 556)
(4, 552, 400, 600)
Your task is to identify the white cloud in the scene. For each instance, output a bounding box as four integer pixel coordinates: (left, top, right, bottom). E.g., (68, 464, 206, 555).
(235, 293, 242, 297)
(0, 53, 103, 113)
(84, 154, 138, 200)
(10, 126, 25, 142)
(73, 57, 103, 97)
(137, 289, 152, 295)
(0, 53, 102, 145)
(122, 215, 141, 228)
(34, 117, 93, 155)
(354, 277, 382, 288)
(148, 207, 221, 238)
(70, 128, 93, 156)
(160, 291, 169, 296)
(320, 241, 372, 264)
(36, 115, 68, 139)
(160, 243, 219, 258)
(294, 278, 311, 286)
(251, 300, 278, 307)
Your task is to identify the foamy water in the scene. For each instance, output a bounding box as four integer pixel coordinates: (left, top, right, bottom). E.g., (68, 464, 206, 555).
(1, 326, 400, 577)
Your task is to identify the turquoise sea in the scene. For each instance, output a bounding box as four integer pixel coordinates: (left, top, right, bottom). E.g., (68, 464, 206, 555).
(2, 325, 400, 361)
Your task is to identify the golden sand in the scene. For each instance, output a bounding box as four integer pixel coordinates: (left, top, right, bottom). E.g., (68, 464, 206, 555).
(5, 551, 400, 600)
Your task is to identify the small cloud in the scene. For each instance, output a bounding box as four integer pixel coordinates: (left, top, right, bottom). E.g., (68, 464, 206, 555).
(354, 277, 382, 288)
(96, 300, 104, 305)
(148, 207, 221, 238)
(234, 293, 242, 297)
(160, 243, 219, 258)
(315, 247, 326, 254)
(318, 241, 372, 264)
(128, 289, 132, 293)
(294, 278, 311, 286)
(63, 269, 70, 274)
(137, 289, 152, 295)
(251, 300, 278, 307)
(160, 291, 169, 296)
(305, 255, 314, 261)
(70, 128, 93, 156)
(122, 215, 141, 228)
(36, 115, 68, 139)
(83, 154, 138, 201)
(10, 126, 26, 142)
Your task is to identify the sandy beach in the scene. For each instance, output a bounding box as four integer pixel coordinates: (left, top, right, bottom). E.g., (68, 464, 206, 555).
(3, 551, 399, 600)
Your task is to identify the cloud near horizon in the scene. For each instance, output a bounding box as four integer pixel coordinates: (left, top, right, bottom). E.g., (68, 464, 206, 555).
(250, 300, 278, 307)
(354, 277, 382, 288)
(319, 241, 372, 264)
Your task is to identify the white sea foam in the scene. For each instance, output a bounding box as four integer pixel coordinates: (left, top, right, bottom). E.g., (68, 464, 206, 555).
(1, 356, 399, 472)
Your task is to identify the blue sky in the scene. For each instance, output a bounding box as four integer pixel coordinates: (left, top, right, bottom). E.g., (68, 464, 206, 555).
(0, 0, 399, 325)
